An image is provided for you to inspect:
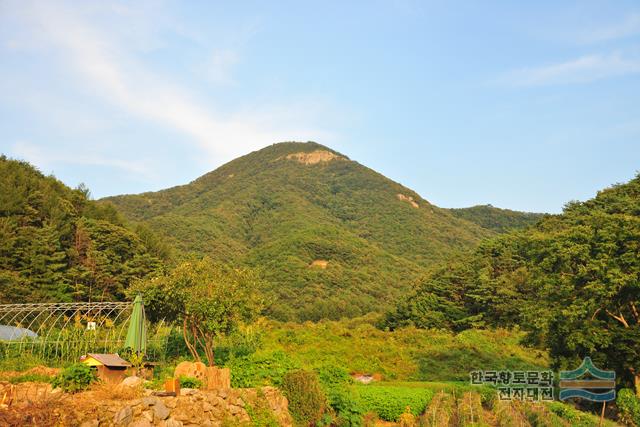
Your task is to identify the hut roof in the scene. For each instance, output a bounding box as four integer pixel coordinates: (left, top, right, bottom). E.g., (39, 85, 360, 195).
(84, 353, 131, 368)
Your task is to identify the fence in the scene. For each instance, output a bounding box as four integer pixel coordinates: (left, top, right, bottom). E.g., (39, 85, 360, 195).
(0, 301, 168, 364)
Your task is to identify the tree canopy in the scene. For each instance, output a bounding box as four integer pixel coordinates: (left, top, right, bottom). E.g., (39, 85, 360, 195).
(130, 258, 266, 366)
(0, 156, 167, 303)
(384, 174, 640, 393)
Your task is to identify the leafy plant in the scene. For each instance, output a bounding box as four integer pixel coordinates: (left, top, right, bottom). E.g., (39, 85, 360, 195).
(245, 389, 281, 427)
(356, 384, 433, 422)
(281, 369, 327, 425)
(617, 388, 640, 426)
(316, 364, 363, 426)
(226, 350, 299, 388)
(51, 363, 97, 393)
(178, 375, 203, 389)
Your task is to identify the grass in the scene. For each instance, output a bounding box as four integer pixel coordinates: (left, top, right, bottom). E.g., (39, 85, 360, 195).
(252, 317, 547, 382)
(1, 373, 54, 384)
(356, 384, 434, 421)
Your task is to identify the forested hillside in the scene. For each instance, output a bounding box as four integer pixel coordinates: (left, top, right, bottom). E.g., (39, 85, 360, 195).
(0, 156, 168, 303)
(104, 142, 508, 321)
(385, 173, 640, 390)
(449, 204, 545, 233)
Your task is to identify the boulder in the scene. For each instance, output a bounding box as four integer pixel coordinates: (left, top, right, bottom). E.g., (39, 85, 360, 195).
(164, 419, 184, 427)
(179, 388, 198, 396)
(142, 396, 159, 407)
(174, 361, 208, 382)
(152, 400, 171, 421)
(113, 406, 133, 426)
(121, 376, 143, 388)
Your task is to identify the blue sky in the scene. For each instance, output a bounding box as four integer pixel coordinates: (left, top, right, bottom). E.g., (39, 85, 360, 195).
(1, 1, 639, 213)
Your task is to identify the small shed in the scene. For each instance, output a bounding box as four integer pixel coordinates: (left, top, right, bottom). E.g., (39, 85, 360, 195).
(80, 353, 131, 383)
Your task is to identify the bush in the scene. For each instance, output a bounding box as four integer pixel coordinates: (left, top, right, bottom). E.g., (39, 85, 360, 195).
(316, 365, 363, 426)
(281, 369, 327, 425)
(356, 385, 433, 422)
(51, 364, 97, 393)
(226, 350, 299, 387)
(179, 375, 203, 389)
(617, 388, 640, 426)
(245, 389, 281, 427)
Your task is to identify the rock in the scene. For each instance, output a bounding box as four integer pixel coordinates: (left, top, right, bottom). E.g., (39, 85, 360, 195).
(153, 400, 171, 421)
(142, 396, 159, 407)
(180, 388, 197, 396)
(121, 376, 143, 388)
(130, 420, 152, 427)
(165, 419, 184, 427)
(79, 421, 99, 427)
(113, 406, 133, 426)
(165, 397, 177, 409)
(142, 410, 154, 422)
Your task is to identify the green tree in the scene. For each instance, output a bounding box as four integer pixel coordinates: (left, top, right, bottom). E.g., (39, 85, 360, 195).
(131, 258, 265, 366)
(384, 173, 640, 395)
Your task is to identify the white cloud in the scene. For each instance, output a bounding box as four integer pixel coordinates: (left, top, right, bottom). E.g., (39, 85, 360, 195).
(501, 51, 640, 86)
(1, 1, 335, 167)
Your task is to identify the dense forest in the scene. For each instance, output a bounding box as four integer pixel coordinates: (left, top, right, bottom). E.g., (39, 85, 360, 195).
(0, 156, 169, 303)
(104, 142, 539, 321)
(449, 204, 545, 233)
(384, 173, 640, 390)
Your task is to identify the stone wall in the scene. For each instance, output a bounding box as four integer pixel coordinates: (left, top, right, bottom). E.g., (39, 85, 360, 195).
(0, 383, 293, 427)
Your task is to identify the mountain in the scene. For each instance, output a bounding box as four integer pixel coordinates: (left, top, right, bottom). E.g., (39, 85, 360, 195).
(449, 204, 545, 233)
(0, 155, 168, 303)
(103, 141, 526, 321)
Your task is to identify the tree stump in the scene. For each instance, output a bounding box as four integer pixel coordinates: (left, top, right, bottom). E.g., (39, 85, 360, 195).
(205, 366, 230, 390)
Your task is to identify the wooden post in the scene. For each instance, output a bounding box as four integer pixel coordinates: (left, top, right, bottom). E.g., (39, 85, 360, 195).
(599, 401, 606, 427)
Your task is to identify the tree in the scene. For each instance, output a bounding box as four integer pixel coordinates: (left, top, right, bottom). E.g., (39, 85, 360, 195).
(131, 258, 266, 366)
(382, 174, 640, 395)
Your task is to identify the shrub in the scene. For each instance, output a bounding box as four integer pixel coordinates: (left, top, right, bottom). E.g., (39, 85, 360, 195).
(226, 350, 299, 387)
(178, 375, 203, 389)
(245, 389, 281, 427)
(281, 369, 327, 425)
(316, 365, 363, 426)
(617, 389, 640, 426)
(545, 401, 615, 426)
(51, 364, 97, 393)
(356, 385, 433, 422)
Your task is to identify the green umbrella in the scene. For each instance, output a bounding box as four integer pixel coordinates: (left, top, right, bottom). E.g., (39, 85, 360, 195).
(125, 295, 146, 355)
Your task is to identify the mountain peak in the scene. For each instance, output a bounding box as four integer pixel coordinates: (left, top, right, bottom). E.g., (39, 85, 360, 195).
(103, 142, 495, 320)
(282, 149, 346, 165)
